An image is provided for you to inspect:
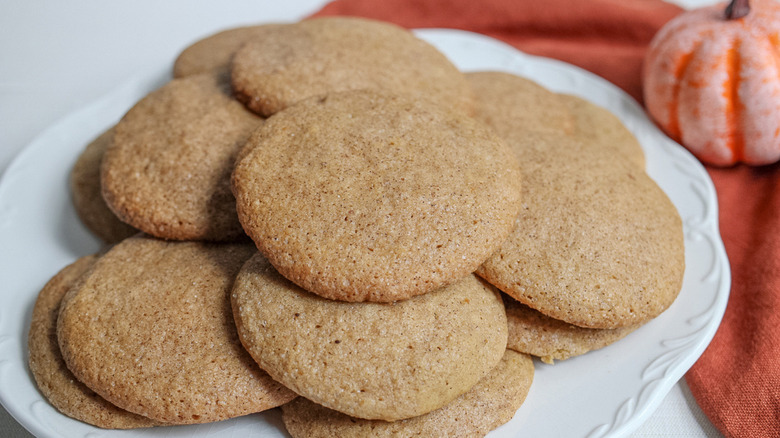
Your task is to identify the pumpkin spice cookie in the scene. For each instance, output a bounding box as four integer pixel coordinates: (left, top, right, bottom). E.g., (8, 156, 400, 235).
(28, 255, 160, 429)
(57, 236, 296, 424)
(467, 71, 645, 168)
(173, 23, 289, 78)
(102, 71, 263, 241)
(231, 253, 508, 422)
(475, 134, 685, 329)
(466, 71, 574, 139)
(70, 127, 138, 244)
(232, 90, 523, 302)
(556, 93, 646, 168)
(502, 294, 639, 364)
(281, 350, 534, 438)
(230, 16, 473, 116)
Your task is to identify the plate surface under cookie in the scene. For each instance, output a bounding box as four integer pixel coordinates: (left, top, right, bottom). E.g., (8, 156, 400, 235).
(0, 29, 730, 438)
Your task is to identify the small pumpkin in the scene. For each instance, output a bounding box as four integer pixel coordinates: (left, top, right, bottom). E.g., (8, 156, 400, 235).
(643, 0, 780, 166)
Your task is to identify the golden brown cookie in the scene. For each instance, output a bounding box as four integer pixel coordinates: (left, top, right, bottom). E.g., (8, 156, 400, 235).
(281, 350, 534, 438)
(231, 253, 508, 422)
(557, 93, 646, 168)
(467, 71, 645, 170)
(475, 134, 685, 329)
(232, 90, 522, 303)
(28, 255, 160, 429)
(70, 127, 137, 244)
(173, 23, 288, 78)
(102, 71, 263, 241)
(230, 16, 473, 117)
(466, 71, 574, 139)
(502, 294, 638, 364)
(57, 236, 296, 424)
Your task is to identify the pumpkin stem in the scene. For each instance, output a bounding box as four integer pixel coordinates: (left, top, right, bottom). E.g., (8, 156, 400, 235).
(725, 0, 750, 20)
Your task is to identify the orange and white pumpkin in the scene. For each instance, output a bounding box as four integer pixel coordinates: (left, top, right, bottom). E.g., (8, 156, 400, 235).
(643, 0, 780, 166)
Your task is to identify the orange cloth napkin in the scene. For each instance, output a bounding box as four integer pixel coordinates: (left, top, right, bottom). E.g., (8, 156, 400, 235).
(311, 1, 780, 437)
(686, 163, 780, 437)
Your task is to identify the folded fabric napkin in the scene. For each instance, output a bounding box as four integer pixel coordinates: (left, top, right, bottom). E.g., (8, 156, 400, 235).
(311, 1, 779, 437)
(686, 163, 780, 438)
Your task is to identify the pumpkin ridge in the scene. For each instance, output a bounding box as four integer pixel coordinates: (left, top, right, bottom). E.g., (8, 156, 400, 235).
(650, 20, 707, 57)
(767, 32, 780, 64)
(725, 37, 745, 162)
(767, 33, 780, 129)
(752, 14, 770, 35)
(667, 44, 701, 142)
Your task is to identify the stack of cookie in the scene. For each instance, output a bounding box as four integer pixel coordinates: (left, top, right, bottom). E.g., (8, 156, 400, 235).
(29, 16, 684, 437)
(467, 72, 684, 363)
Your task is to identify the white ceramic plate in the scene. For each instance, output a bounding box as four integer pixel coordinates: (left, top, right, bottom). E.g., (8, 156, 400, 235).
(0, 29, 730, 438)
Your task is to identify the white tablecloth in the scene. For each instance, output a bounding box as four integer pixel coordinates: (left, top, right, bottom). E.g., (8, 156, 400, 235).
(0, 1, 725, 436)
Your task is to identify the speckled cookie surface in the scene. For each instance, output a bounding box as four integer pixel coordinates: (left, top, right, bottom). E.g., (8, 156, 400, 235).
(232, 90, 522, 302)
(231, 253, 508, 421)
(57, 236, 296, 424)
(502, 294, 638, 364)
(28, 255, 160, 429)
(557, 93, 646, 168)
(281, 350, 533, 438)
(466, 71, 574, 139)
(475, 134, 685, 329)
(173, 23, 288, 78)
(102, 71, 263, 241)
(70, 127, 137, 244)
(230, 16, 473, 117)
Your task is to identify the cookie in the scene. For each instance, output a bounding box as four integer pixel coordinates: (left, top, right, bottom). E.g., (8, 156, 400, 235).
(475, 134, 685, 329)
(28, 255, 160, 429)
(230, 16, 473, 117)
(556, 93, 646, 168)
(231, 253, 508, 421)
(502, 294, 638, 364)
(232, 89, 523, 302)
(281, 350, 534, 438)
(57, 236, 296, 424)
(102, 71, 263, 241)
(466, 71, 574, 139)
(69, 127, 137, 244)
(467, 71, 645, 168)
(173, 23, 288, 78)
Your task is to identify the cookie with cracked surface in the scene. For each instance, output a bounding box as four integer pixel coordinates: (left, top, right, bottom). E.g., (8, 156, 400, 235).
(281, 350, 533, 438)
(173, 23, 289, 78)
(57, 236, 296, 424)
(475, 134, 684, 329)
(102, 71, 263, 241)
(502, 294, 639, 364)
(232, 89, 522, 302)
(230, 16, 473, 116)
(70, 127, 137, 244)
(231, 253, 508, 422)
(28, 255, 161, 429)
